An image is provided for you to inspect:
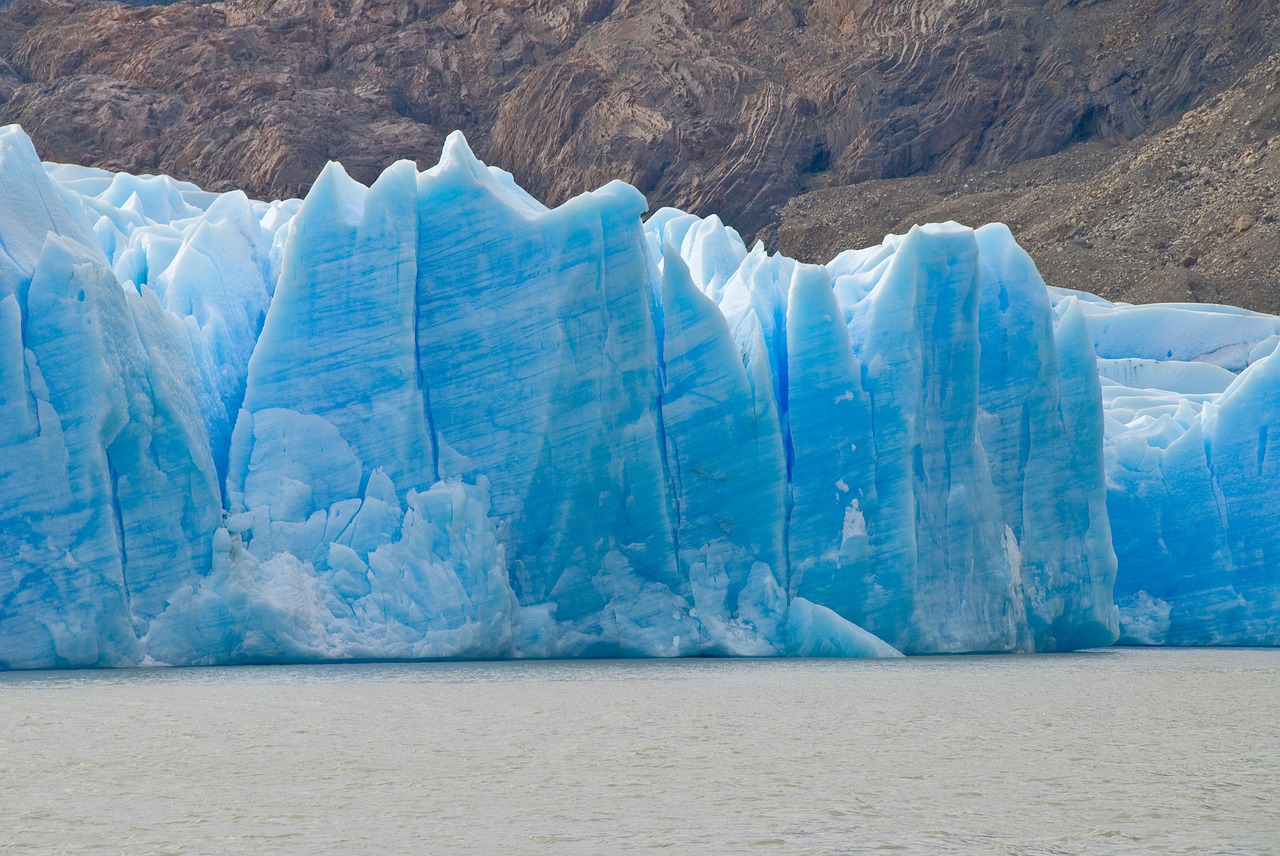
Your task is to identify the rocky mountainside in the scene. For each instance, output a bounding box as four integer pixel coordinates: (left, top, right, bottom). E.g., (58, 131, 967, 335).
(777, 51, 1280, 313)
(1, 0, 1278, 305)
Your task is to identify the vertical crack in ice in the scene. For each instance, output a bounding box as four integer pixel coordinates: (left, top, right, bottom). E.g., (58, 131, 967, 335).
(649, 261, 684, 576)
(1013, 401, 1032, 543)
(774, 309, 795, 598)
(412, 277, 441, 483)
(214, 301, 268, 505)
(1257, 425, 1268, 476)
(105, 452, 138, 635)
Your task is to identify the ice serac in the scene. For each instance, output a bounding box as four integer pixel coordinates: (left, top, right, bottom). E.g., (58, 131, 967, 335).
(1, 236, 139, 670)
(783, 262, 877, 625)
(852, 224, 1018, 652)
(0, 128, 222, 669)
(1196, 357, 1280, 643)
(975, 225, 1118, 650)
(411, 133, 695, 656)
(654, 243, 788, 655)
(145, 189, 275, 490)
(202, 153, 520, 663)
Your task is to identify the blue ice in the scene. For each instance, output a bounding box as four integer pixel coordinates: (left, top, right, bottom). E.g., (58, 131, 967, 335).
(2, 120, 1271, 668)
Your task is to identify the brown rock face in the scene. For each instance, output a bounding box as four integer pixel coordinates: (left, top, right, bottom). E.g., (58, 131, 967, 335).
(0, 0, 1277, 301)
(777, 52, 1280, 314)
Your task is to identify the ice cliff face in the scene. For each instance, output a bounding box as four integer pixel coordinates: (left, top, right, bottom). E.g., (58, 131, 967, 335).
(2, 120, 1259, 668)
(1058, 293, 1280, 646)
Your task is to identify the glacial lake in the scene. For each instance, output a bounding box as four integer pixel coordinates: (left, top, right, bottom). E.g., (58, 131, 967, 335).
(2, 649, 1277, 855)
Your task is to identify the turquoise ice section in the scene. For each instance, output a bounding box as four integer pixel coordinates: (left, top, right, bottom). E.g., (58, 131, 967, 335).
(5, 120, 1262, 667)
(1058, 291, 1280, 645)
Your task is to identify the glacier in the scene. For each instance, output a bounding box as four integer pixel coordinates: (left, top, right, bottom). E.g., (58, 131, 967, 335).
(0, 123, 1272, 669)
(1062, 293, 1280, 646)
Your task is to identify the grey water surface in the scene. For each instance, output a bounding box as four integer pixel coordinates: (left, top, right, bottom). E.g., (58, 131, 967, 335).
(2, 648, 1277, 854)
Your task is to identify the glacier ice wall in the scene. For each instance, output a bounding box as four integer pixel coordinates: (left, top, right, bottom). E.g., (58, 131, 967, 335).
(4, 118, 1221, 669)
(1057, 292, 1280, 645)
(645, 214, 1120, 654)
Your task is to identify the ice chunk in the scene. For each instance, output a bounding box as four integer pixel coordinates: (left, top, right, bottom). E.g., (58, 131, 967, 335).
(784, 598, 903, 658)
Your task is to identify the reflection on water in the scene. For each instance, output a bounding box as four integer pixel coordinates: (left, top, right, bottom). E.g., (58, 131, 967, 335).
(2, 649, 1278, 854)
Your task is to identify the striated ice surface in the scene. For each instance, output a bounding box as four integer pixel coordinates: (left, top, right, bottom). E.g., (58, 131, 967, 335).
(3, 120, 1269, 668)
(642, 219, 1121, 654)
(1051, 291, 1280, 645)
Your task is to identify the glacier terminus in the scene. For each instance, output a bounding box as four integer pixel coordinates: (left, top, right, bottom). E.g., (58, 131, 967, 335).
(1, 123, 1276, 669)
